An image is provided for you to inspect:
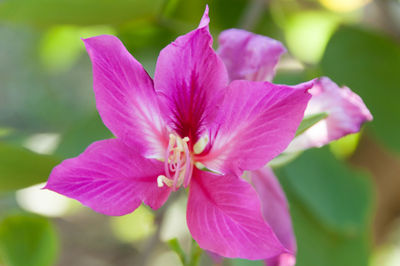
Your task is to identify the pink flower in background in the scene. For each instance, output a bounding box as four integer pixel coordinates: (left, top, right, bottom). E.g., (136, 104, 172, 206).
(218, 29, 286, 82)
(286, 77, 373, 152)
(218, 29, 372, 152)
(45, 7, 313, 260)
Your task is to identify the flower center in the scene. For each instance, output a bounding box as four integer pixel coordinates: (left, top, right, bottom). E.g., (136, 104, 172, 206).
(157, 134, 194, 191)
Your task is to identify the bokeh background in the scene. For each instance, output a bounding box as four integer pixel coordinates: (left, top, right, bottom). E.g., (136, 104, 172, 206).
(1, 0, 400, 265)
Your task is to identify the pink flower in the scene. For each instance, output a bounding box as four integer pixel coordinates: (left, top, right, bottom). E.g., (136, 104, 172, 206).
(45, 7, 314, 260)
(286, 77, 373, 152)
(218, 29, 373, 152)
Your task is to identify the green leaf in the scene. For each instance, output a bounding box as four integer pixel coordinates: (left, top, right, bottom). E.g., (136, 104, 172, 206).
(0, 214, 59, 266)
(0, 0, 163, 26)
(0, 143, 60, 192)
(280, 147, 373, 234)
(321, 25, 400, 152)
(285, 189, 370, 266)
(277, 147, 373, 265)
(295, 112, 328, 137)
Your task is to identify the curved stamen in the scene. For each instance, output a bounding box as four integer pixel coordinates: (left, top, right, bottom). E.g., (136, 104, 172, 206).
(157, 134, 193, 191)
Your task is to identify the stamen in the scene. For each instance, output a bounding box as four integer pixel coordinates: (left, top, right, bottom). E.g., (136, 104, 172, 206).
(157, 134, 193, 190)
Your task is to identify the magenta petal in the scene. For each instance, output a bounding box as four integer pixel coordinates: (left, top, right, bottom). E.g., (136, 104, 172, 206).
(200, 80, 313, 176)
(198, 5, 210, 29)
(218, 29, 286, 82)
(286, 77, 373, 152)
(154, 9, 229, 143)
(249, 167, 296, 266)
(187, 170, 287, 259)
(45, 139, 170, 216)
(83, 35, 168, 159)
(265, 253, 296, 266)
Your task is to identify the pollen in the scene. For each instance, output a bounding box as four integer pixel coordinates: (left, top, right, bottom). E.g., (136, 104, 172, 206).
(157, 134, 193, 191)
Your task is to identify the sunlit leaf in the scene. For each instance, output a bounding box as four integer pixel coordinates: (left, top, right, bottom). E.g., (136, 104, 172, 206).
(110, 205, 155, 243)
(0, 143, 60, 192)
(0, 214, 59, 266)
(329, 132, 361, 159)
(284, 11, 339, 63)
(40, 25, 115, 72)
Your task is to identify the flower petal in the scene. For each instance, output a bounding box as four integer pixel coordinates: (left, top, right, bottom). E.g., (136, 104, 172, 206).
(286, 77, 373, 152)
(83, 35, 168, 159)
(217, 29, 286, 82)
(154, 8, 228, 143)
(199, 80, 313, 176)
(265, 253, 296, 266)
(198, 5, 210, 29)
(187, 169, 287, 259)
(45, 139, 170, 216)
(249, 167, 296, 266)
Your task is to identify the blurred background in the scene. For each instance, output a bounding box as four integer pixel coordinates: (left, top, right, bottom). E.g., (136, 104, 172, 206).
(0, 0, 399, 265)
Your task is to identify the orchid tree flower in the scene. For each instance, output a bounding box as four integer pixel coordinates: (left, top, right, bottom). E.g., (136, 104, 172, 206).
(45, 7, 314, 261)
(217, 29, 372, 153)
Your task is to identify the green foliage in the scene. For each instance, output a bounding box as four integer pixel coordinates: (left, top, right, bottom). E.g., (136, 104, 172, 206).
(0, 214, 59, 266)
(322, 25, 400, 152)
(0, 143, 60, 192)
(55, 113, 111, 158)
(231, 258, 263, 266)
(278, 147, 373, 266)
(0, 0, 163, 26)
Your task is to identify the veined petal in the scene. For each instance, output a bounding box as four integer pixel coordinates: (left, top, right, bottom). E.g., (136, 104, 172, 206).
(83, 35, 168, 159)
(199, 80, 313, 176)
(217, 29, 286, 82)
(249, 167, 296, 266)
(286, 77, 373, 152)
(187, 170, 287, 259)
(45, 139, 170, 216)
(154, 8, 229, 144)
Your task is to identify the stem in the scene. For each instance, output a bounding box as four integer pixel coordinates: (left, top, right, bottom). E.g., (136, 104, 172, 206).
(187, 238, 202, 266)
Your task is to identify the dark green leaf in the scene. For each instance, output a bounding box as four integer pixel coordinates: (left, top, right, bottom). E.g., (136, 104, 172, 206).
(0, 0, 163, 26)
(0, 143, 60, 192)
(321, 25, 400, 152)
(0, 214, 59, 266)
(280, 147, 373, 234)
(285, 190, 370, 266)
(276, 147, 373, 265)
